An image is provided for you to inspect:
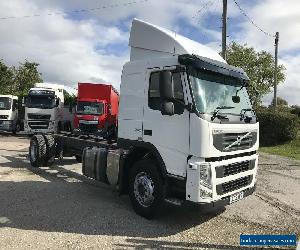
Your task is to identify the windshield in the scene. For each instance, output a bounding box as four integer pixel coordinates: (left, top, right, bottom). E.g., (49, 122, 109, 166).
(27, 93, 56, 109)
(0, 97, 12, 110)
(76, 101, 103, 115)
(188, 68, 253, 118)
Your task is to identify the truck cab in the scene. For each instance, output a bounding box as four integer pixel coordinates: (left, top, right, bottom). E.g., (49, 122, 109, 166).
(117, 19, 258, 206)
(0, 95, 21, 133)
(24, 83, 73, 134)
(74, 83, 119, 136)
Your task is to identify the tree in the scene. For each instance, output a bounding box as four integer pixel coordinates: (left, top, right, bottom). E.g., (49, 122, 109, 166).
(11, 61, 43, 96)
(0, 60, 13, 93)
(270, 97, 288, 107)
(63, 89, 77, 106)
(291, 105, 300, 117)
(226, 42, 286, 108)
(0, 60, 43, 96)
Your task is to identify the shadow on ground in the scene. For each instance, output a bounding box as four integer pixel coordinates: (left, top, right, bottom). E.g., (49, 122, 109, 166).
(115, 238, 287, 250)
(0, 150, 226, 239)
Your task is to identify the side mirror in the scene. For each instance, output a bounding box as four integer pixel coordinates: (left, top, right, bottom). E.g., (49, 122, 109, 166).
(56, 98, 60, 107)
(159, 71, 174, 100)
(161, 101, 174, 116)
(232, 95, 240, 103)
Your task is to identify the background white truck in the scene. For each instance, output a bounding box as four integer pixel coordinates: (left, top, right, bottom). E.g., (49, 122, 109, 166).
(24, 83, 73, 134)
(0, 95, 22, 134)
(28, 19, 259, 219)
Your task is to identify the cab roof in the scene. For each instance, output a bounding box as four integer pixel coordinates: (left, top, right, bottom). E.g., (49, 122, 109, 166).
(129, 19, 225, 63)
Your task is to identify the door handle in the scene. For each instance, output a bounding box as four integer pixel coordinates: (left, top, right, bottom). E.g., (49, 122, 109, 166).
(144, 129, 152, 136)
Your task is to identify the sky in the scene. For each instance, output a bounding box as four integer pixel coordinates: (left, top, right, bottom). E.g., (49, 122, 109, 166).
(0, 0, 299, 105)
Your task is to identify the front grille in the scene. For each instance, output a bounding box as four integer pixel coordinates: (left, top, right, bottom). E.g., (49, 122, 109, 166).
(216, 175, 253, 195)
(28, 121, 49, 129)
(28, 113, 51, 120)
(0, 115, 8, 119)
(213, 132, 257, 152)
(79, 123, 98, 133)
(216, 160, 255, 178)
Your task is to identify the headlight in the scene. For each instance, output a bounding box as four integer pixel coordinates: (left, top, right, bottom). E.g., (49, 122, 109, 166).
(199, 163, 212, 189)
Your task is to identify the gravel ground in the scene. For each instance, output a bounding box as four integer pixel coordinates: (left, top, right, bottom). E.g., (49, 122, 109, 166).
(0, 135, 299, 250)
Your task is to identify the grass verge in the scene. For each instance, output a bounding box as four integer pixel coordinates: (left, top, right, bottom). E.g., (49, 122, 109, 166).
(260, 136, 300, 160)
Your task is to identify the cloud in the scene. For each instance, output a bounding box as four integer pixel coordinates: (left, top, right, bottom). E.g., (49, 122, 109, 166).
(0, 0, 299, 106)
(230, 0, 300, 106)
(0, 0, 128, 89)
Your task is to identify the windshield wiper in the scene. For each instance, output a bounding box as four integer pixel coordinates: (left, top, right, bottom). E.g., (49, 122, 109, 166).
(211, 106, 234, 121)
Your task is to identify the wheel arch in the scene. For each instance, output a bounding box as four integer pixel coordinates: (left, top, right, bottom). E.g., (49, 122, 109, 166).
(118, 138, 167, 195)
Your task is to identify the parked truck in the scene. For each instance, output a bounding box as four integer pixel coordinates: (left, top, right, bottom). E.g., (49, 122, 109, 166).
(0, 95, 23, 133)
(24, 83, 73, 134)
(74, 83, 119, 137)
(28, 19, 259, 219)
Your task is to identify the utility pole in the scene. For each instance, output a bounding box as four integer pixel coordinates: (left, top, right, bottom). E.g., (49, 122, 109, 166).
(273, 31, 279, 109)
(222, 0, 227, 60)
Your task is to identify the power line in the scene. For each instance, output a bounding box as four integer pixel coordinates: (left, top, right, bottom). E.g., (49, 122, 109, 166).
(0, 0, 149, 20)
(232, 0, 275, 37)
(192, 1, 214, 20)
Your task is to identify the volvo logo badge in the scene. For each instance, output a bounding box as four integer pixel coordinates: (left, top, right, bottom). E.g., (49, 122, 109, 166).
(224, 132, 251, 150)
(236, 136, 242, 146)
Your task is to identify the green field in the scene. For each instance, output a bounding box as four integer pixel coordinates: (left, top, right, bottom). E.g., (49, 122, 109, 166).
(260, 136, 300, 160)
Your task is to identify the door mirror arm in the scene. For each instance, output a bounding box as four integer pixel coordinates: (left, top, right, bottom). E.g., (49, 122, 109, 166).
(172, 99, 194, 113)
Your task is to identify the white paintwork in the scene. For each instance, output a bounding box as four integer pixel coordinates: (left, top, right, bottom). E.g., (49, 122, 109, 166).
(119, 19, 259, 205)
(186, 154, 258, 203)
(0, 95, 19, 132)
(24, 83, 73, 134)
(189, 113, 259, 158)
(129, 19, 225, 62)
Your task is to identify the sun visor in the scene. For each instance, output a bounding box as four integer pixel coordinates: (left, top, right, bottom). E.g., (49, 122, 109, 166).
(179, 54, 249, 83)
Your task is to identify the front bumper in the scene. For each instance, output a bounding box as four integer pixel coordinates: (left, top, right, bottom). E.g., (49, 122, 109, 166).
(0, 120, 13, 131)
(186, 153, 258, 204)
(24, 120, 56, 133)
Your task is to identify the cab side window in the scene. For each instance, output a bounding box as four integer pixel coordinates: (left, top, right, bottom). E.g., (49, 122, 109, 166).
(148, 71, 184, 114)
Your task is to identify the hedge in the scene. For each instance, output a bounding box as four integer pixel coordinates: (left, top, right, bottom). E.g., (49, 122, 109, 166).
(256, 110, 299, 146)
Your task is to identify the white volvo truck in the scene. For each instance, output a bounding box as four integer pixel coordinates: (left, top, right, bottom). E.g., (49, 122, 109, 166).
(28, 19, 259, 219)
(0, 95, 22, 133)
(24, 83, 73, 134)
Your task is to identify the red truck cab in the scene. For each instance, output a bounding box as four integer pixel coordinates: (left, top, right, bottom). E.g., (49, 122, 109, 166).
(74, 83, 119, 137)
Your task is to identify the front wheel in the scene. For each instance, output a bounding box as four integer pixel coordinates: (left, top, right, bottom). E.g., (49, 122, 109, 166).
(29, 135, 47, 168)
(129, 159, 165, 219)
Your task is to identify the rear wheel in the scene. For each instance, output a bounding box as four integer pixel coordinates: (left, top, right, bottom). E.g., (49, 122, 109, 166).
(129, 159, 166, 219)
(43, 134, 56, 166)
(29, 135, 47, 168)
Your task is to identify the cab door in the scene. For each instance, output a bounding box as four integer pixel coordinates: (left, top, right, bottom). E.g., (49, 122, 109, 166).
(142, 68, 190, 177)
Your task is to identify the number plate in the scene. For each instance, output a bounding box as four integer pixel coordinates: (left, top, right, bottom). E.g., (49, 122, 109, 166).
(229, 191, 244, 204)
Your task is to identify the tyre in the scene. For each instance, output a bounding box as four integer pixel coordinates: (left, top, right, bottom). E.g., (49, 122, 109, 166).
(12, 122, 21, 135)
(129, 159, 166, 219)
(43, 134, 56, 166)
(29, 135, 47, 168)
(75, 155, 82, 163)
